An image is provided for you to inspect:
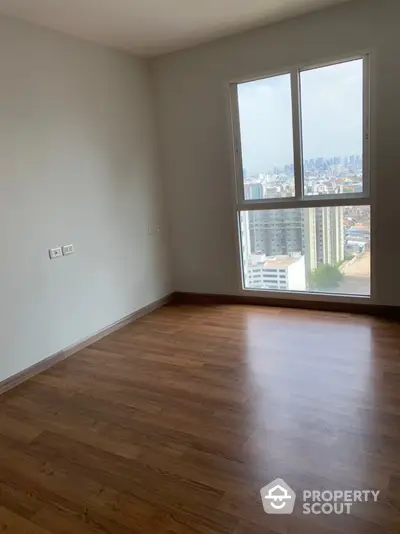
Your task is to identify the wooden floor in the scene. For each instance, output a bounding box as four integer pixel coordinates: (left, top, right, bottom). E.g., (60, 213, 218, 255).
(1, 303, 400, 534)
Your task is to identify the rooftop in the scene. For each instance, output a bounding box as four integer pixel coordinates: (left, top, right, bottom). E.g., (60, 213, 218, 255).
(263, 255, 302, 268)
(348, 225, 370, 233)
(248, 253, 304, 268)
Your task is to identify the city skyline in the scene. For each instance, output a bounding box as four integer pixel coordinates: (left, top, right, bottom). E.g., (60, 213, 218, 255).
(244, 152, 363, 177)
(244, 152, 363, 200)
(239, 159, 369, 295)
(240, 205, 370, 296)
(238, 59, 363, 175)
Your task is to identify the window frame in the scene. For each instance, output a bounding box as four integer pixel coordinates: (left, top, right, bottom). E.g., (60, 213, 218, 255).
(229, 52, 373, 301)
(230, 53, 370, 212)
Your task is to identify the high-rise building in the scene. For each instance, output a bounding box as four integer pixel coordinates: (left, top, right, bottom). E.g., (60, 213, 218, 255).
(247, 209, 303, 256)
(246, 209, 319, 274)
(303, 208, 317, 274)
(244, 182, 263, 200)
(241, 206, 345, 290)
(315, 206, 345, 265)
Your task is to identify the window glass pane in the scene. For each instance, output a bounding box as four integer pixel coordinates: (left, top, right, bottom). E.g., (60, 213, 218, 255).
(237, 74, 295, 200)
(240, 206, 370, 296)
(300, 59, 364, 196)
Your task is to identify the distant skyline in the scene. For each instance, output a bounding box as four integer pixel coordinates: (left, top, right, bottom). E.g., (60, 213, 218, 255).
(244, 152, 362, 176)
(238, 59, 363, 175)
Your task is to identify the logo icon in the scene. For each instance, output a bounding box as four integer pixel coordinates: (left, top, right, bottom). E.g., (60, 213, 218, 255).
(260, 478, 296, 515)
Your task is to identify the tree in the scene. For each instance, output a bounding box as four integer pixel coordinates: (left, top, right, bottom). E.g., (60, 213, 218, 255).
(310, 264, 343, 290)
(344, 252, 355, 261)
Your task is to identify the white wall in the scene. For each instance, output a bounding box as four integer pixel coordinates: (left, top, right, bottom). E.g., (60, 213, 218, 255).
(152, 0, 400, 306)
(0, 16, 171, 382)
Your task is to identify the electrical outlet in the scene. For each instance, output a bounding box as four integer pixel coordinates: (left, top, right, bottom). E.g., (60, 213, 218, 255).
(148, 226, 160, 235)
(62, 244, 74, 256)
(49, 247, 62, 259)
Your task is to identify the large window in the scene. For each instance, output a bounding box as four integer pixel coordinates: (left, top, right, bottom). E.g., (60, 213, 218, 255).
(231, 55, 371, 297)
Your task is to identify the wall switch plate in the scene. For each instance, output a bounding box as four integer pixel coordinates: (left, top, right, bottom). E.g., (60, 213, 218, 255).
(62, 244, 74, 256)
(49, 247, 62, 259)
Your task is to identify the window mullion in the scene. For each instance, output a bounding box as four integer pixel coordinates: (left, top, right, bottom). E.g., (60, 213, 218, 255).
(237, 195, 369, 211)
(290, 69, 304, 201)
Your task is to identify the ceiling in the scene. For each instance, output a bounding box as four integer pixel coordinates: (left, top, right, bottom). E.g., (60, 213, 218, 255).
(0, 0, 351, 57)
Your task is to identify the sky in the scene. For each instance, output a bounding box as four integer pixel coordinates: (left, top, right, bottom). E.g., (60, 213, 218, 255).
(237, 58, 364, 175)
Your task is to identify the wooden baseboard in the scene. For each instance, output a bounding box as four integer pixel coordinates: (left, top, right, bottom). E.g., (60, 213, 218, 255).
(172, 291, 400, 318)
(0, 294, 172, 396)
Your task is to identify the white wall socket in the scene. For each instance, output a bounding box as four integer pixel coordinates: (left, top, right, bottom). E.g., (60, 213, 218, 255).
(49, 247, 62, 259)
(62, 244, 74, 256)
